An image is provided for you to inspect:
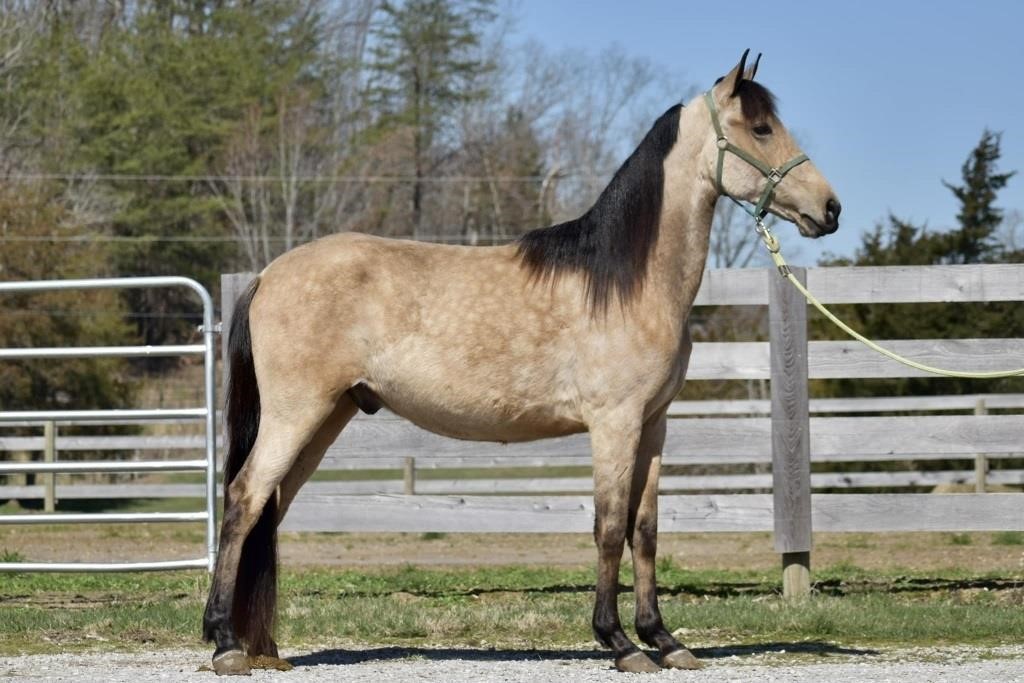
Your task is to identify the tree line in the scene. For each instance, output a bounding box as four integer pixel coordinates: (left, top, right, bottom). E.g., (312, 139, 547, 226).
(0, 0, 683, 411)
(0, 0, 1018, 413)
(811, 129, 1021, 398)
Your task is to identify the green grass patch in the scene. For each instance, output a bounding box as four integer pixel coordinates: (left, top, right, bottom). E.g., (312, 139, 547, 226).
(992, 531, 1024, 546)
(1, 563, 1022, 656)
(949, 533, 973, 546)
(1, 497, 212, 516)
(1, 548, 25, 563)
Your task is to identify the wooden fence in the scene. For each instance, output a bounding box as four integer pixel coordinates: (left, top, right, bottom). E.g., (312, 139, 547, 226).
(223, 265, 1024, 594)
(4, 263, 1024, 592)
(3, 393, 1023, 500)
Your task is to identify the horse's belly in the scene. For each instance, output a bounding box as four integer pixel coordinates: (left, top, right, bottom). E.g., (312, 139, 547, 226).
(395, 401, 585, 444)
(365, 359, 584, 443)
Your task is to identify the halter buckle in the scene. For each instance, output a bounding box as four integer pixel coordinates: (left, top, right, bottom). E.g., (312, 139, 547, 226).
(768, 168, 783, 184)
(716, 137, 729, 150)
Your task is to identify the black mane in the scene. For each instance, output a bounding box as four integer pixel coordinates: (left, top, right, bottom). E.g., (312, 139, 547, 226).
(516, 104, 682, 313)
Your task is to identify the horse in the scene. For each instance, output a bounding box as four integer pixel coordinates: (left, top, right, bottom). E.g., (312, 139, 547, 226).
(202, 49, 840, 675)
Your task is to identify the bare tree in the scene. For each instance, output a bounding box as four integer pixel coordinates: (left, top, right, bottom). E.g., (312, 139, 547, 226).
(0, 1, 43, 175)
(517, 44, 693, 224)
(450, 27, 559, 242)
(215, 3, 705, 262)
(213, 0, 380, 271)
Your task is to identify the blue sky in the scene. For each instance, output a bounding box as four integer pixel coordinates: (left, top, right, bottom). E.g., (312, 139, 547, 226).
(511, 0, 1023, 264)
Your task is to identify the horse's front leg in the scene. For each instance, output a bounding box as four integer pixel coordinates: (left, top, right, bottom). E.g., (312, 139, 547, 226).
(589, 413, 660, 673)
(628, 411, 702, 669)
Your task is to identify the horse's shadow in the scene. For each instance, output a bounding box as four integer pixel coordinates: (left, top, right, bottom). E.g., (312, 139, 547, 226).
(288, 641, 879, 668)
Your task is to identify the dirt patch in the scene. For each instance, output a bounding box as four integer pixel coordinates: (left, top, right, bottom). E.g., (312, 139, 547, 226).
(3, 523, 1023, 574)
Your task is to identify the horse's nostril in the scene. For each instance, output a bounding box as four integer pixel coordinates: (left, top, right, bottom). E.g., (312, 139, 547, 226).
(826, 198, 842, 221)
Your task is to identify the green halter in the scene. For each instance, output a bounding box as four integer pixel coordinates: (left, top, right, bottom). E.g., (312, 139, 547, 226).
(703, 91, 809, 221)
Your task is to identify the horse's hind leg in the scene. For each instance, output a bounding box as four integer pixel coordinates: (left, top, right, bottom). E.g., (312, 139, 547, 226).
(203, 407, 331, 675)
(589, 412, 660, 673)
(277, 395, 359, 523)
(628, 411, 702, 670)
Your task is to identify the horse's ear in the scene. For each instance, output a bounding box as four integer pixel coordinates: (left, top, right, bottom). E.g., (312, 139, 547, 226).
(747, 52, 762, 81)
(717, 49, 749, 98)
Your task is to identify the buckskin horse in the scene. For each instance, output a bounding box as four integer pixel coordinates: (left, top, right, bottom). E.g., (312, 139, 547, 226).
(203, 50, 840, 674)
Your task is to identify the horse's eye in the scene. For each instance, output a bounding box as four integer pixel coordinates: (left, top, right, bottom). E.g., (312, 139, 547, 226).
(752, 124, 773, 137)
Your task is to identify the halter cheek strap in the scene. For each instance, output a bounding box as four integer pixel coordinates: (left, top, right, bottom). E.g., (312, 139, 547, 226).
(703, 91, 809, 221)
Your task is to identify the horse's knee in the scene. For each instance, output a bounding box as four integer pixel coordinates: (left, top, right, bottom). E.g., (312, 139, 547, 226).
(629, 513, 657, 551)
(593, 526, 628, 559)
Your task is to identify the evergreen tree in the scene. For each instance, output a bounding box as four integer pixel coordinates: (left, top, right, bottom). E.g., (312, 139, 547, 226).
(0, 186, 136, 413)
(816, 130, 1020, 397)
(458, 104, 546, 242)
(366, 0, 495, 238)
(37, 1, 326, 349)
(938, 130, 1015, 264)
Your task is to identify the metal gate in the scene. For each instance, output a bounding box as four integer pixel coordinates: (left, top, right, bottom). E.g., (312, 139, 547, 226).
(0, 277, 218, 572)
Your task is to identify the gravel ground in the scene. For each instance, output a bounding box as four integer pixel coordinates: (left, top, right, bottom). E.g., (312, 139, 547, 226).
(3, 645, 1023, 683)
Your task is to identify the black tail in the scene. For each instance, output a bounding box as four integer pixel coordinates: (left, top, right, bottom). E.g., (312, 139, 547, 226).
(223, 278, 278, 656)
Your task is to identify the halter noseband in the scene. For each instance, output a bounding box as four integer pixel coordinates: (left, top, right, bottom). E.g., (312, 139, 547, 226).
(703, 91, 809, 221)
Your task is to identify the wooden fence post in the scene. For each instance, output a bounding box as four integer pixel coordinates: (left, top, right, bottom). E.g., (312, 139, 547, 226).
(220, 273, 258, 392)
(769, 267, 812, 598)
(403, 457, 416, 495)
(43, 420, 56, 513)
(220, 273, 257, 470)
(975, 398, 988, 493)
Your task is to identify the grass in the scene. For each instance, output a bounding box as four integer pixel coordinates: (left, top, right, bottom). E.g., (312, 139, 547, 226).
(0, 497, 212, 516)
(1, 562, 1022, 656)
(949, 533, 973, 546)
(993, 531, 1024, 546)
(1, 548, 25, 563)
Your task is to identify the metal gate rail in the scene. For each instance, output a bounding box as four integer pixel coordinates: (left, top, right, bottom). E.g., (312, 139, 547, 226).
(0, 277, 218, 572)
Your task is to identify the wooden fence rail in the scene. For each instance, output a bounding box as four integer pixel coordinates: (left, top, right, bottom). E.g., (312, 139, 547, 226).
(4, 399, 1023, 486)
(3, 264, 1023, 592)
(4, 411, 1024, 463)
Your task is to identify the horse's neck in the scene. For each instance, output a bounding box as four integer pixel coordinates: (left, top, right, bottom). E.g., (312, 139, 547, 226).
(643, 119, 718, 317)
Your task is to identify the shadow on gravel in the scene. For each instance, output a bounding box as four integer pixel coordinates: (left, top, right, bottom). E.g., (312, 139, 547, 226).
(289, 647, 608, 667)
(693, 641, 881, 659)
(288, 640, 879, 668)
